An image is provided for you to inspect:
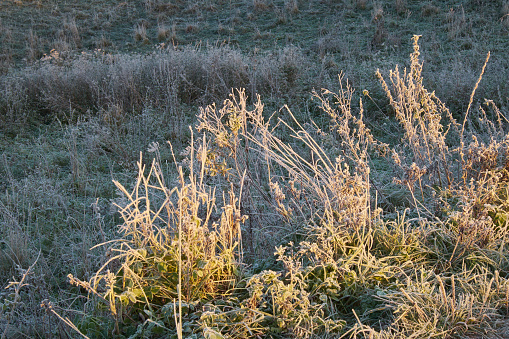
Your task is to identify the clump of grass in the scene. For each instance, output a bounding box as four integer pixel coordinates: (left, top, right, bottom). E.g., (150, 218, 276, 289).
(356, 0, 368, 10)
(394, 0, 406, 15)
(0, 43, 320, 126)
(25, 28, 41, 63)
(502, 1, 509, 27)
(145, 0, 179, 13)
(185, 23, 199, 34)
(421, 2, 440, 17)
(446, 5, 470, 41)
(95, 35, 112, 49)
(0, 25, 13, 75)
(20, 35, 509, 338)
(376, 35, 454, 197)
(68, 139, 247, 336)
(134, 24, 149, 43)
(253, 0, 270, 12)
(156, 25, 171, 41)
(371, 2, 387, 48)
(503, 1, 509, 14)
(284, 0, 299, 15)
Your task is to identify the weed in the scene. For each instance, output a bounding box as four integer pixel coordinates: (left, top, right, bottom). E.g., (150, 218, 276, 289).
(371, 2, 386, 48)
(26, 29, 41, 63)
(356, 0, 368, 10)
(2, 1, 509, 337)
(253, 0, 270, 12)
(156, 25, 170, 41)
(1, 254, 40, 339)
(394, 0, 406, 15)
(376, 36, 455, 200)
(421, 2, 440, 17)
(68, 139, 246, 336)
(285, 0, 299, 15)
(134, 24, 149, 43)
(446, 5, 470, 41)
(96, 35, 112, 49)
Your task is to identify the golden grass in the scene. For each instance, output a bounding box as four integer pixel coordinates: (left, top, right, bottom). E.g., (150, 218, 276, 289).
(3, 36, 509, 338)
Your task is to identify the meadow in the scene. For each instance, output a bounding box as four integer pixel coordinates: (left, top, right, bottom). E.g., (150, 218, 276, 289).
(1, 0, 509, 338)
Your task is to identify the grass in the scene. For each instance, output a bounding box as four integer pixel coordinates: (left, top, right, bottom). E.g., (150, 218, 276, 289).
(1, 0, 509, 338)
(61, 41, 509, 337)
(1, 1, 508, 111)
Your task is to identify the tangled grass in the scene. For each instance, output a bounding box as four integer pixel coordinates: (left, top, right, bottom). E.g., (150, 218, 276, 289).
(26, 36, 509, 338)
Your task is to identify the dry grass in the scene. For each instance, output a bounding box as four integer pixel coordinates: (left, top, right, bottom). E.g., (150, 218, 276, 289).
(68, 141, 246, 335)
(0, 43, 318, 127)
(253, 0, 271, 12)
(134, 24, 149, 43)
(394, 0, 406, 15)
(446, 5, 470, 41)
(1, 1, 509, 334)
(156, 24, 171, 41)
(356, 0, 368, 10)
(35, 38, 508, 338)
(371, 2, 386, 48)
(421, 2, 440, 17)
(285, 0, 299, 15)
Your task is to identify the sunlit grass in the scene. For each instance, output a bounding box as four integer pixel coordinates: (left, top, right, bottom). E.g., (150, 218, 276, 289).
(36, 38, 509, 338)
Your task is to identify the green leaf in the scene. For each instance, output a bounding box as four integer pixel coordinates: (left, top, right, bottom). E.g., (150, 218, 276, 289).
(203, 328, 225, 339)
(125, 291, 137, 303)
(153, 325, 164, 334)
(138, 248, 147, 258)
(119, 295, 129, 305)
(124, 277, 133, 288)
(132, 288, 144, 298)
(197, 259, 208, 269)
(134, 261, 143, 274)
(157, 262, 167, 273)
(142, 286, 160, 299)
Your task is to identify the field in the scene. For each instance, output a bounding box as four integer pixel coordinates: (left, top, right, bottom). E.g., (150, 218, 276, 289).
(1, 0, 509, 338)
